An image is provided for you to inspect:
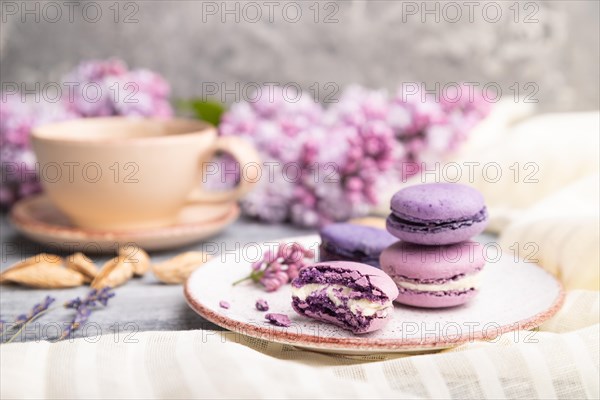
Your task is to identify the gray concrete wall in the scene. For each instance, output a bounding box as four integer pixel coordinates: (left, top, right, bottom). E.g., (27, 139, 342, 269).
(1, 0, 599, 111)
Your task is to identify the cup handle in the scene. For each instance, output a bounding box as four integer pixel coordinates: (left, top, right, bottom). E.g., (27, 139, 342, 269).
(186, 136, 261, 204)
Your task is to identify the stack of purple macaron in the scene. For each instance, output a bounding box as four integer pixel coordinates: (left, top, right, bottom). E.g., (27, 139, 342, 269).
(381, 183, 489, 308)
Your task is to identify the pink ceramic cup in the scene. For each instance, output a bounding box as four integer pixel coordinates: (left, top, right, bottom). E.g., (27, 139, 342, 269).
(32, 117, 260, 230)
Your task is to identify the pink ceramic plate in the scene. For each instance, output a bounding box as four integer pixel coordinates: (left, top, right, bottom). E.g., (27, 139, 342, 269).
(10, 194, 239, 253)
(184, 235, 564, 354)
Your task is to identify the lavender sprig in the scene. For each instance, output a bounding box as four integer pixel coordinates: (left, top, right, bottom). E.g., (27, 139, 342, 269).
(59, 306, 92, 341)
(59, 288, 115, 341)
(64, 287, 115, 309)
(14, 296, 56, 325)
(2, 289, 116, 344)
(3, 296, 56, 343)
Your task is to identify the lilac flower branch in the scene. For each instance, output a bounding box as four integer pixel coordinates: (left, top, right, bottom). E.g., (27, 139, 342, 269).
(217, 84, 491, 227)
(233, 243, 314, 292)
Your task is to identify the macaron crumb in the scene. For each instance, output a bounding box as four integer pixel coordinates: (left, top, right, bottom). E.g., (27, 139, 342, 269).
(219, 300, 230, 309)
(255, 299, 269, 311)
(265, 313, 291, 327)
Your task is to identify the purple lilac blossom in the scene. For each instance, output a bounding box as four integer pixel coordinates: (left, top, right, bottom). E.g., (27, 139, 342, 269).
(63, 59, 173, 118)
(0, 97, 42, 209)
(0, 59, 173, 210)
(219, 84, 491, 227)
(234, 242, 315, 292)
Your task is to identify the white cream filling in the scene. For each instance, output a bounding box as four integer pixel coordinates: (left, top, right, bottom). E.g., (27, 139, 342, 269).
(393, 273, 481, 292)
(292, 284, 391, 317)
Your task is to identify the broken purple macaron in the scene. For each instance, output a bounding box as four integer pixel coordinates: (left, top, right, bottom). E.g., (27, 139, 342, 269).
(291, 261, 398, 334)
(265, 313, 291, 327)
(219, 300, 230, 309)
(255, 299, 269, 312)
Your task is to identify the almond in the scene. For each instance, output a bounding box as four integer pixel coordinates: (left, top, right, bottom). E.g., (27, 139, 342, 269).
(91, 254, 134, 289)
(119, 245, 151, 276)
(65, 253, 98, 283)
(152, 251, 211, 284)
(1, 254, 86, 288)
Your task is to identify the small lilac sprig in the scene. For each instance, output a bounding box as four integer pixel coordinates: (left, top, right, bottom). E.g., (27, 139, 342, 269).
(59, 288, 115, 340)
(2, 296, 56, 343)
(233, 243, 314, 292)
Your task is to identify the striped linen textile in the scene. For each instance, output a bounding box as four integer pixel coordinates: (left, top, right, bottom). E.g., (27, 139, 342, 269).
(1, 290, 598, 399)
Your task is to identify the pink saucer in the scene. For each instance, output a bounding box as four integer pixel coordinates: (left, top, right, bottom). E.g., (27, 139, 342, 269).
(10, 194, 239, 253)
(185, 235, 564, 354)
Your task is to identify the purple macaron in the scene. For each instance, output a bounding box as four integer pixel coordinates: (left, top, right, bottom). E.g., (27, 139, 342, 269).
(291, 261, 399, 334)
(386, 183, 488, 245)
(380, 240, 485, 308)
(319, 223, 398, 268)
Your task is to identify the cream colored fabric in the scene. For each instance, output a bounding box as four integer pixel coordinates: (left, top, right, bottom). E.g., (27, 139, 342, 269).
(1, 290, 598, 399)
(373, 111, 600, 233)
(456, 98, 536, 157)
(500, 175, 600, 290)
(466, 112, 599, 215)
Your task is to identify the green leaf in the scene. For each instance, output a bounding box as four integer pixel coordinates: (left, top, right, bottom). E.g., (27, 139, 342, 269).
(176, 98, 226, 126)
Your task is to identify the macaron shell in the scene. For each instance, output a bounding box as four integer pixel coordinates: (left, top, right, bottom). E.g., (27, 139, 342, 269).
(390, 183, 485, 222)
(292, 302, 393, 334)
(303, 261, 400, 300)
(386, 216, 488, 245)
(395, 289, 479, 308)
(360, 314, 393, 333)
(380, 240, 485, 280)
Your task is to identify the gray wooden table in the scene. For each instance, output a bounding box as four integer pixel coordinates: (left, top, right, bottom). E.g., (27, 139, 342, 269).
(0, 215, 311, 342)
